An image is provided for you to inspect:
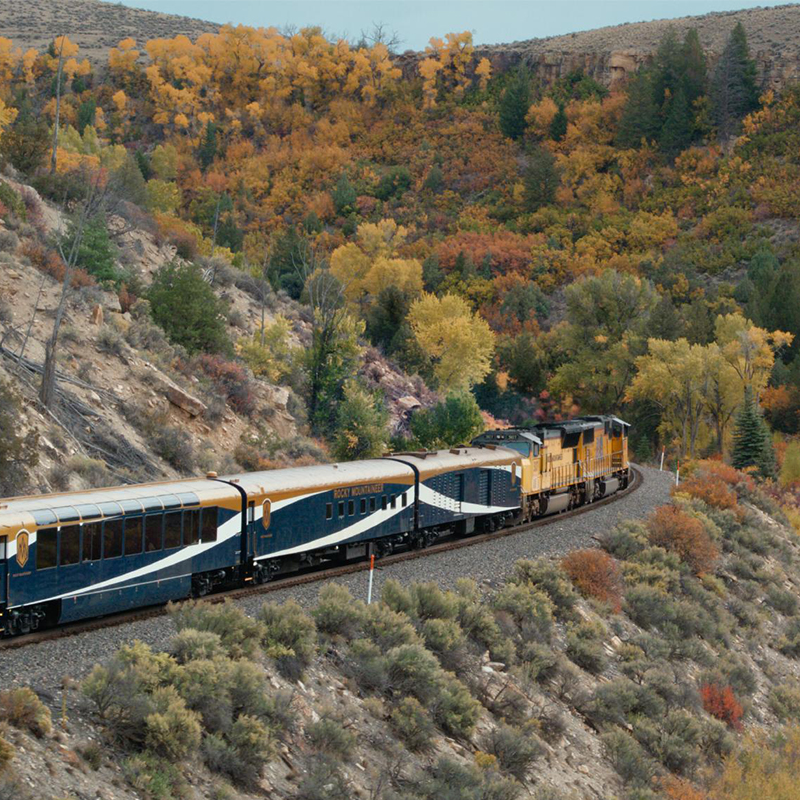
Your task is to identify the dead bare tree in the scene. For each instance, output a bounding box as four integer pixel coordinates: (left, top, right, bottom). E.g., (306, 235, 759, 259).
(50, 35, 66, 175)
(39, 182, 102, 408)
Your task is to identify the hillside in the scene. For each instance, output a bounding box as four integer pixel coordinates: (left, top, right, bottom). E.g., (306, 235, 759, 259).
(2, 466, 800, 800)
(0, 0, 218, 63)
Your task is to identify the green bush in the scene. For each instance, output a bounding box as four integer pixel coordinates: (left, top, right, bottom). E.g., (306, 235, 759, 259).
(380, 579, 417, 617)
(143, 686, 202, 759)
(363, 603, 420, 650)
(601, 728, 656, 786)
(492, 582, 554, 643)
(588, 678, 665, 728)
(431, 674, 481, 739)
(766, 584, 799, 616)
(67, 214, 119, 283)
(257, 600, 317, 679)
(306, 716, 357, 760)
(517, 641, 559, 684)
(385, 644, 442, 702)
(779, 617, 800, 658)
(173, 658, 233, 733)
(565, 622, 607, 675)
(170, 628, 226, 663)
(0, 688, 52, 737)
(0, 735, 13, 775)
(122, 753, 189, 800)
(768, 682, 800, 721)
(632, 709, 703, 775)
(296, 755, 352, 800)
(344, 639, 389, 693)
(624, 584, 675, 629)
(413, 756, 521, 800)
(171, 601, 264, 660)
(203, 717, 274, 789)
(148, 261, 232, 355)
(389, 697, 436, 752)
(510, 558, 577, 614)
(422, 617, 468, 671)
(601, 520, 650, 560)
(409, 393, 485, 449)
(484, 723, 545, 780)
(411, 583, 460, 620)
(312, 584, 367, 639)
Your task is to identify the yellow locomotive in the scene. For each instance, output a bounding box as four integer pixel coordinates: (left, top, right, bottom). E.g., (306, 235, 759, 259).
(472, 415, 630, 520)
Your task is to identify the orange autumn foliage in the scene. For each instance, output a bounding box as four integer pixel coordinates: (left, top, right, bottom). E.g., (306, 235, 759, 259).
(561, 549, 622, 611)
(646, 505, 719, 575)
(678, 474, 738, 510)
(701, 682, 744, 731)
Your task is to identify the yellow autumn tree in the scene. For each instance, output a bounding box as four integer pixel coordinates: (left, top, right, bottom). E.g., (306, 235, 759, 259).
(409, 292, 495, 391)
(0, 98, 17, 143)
(330, 219, 422, 310)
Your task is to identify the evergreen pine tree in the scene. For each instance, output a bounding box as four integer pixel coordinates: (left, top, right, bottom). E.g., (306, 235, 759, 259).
(549, 103, 567, 141)
(616, 70, 660, 148)
(732, 386, 776, 478)
(198, 121, 218, 170)
(523, 146, 559, 211)
(659, 87, 693, 157)
(681, 28, 707, 105)
(498, 66, 531, 141)
(711, 21, 759, 139)
(653, 28, 683, 109)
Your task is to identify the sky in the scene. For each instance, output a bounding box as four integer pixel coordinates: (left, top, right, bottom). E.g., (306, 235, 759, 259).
(112, 0, 782, 51)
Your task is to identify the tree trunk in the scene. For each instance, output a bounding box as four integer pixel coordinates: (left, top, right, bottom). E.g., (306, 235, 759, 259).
(50, 37, 66, 175)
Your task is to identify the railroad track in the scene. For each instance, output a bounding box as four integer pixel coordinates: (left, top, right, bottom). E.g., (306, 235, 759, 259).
(1, 468, 642, 651)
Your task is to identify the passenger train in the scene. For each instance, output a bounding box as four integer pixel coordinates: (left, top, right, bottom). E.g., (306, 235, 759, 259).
(0, 415, 630, 636)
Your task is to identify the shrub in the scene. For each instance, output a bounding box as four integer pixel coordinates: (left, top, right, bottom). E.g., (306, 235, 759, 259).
(296, 755, 351, 800)
(0, 688, 52, 737)
(144, 686, 202, 759)
(679, 474, 738, 510)
(363, 603, 420, 650)
(766, 584, 798, 616)
(385, 644, 442, 702)
(778, 617, 800, 658)
(625, 584, 675, 629)
(226, 715, 274, 784)
(238, 314, 295, 383)
(96, 325, 126, 357)
(65, 214, 119, 283)
(700, 683, 743, 731)
(561, 549, 622, 611)
(510, 558, 577, 613)
(414, 756, 519, 800)
(769, 683, 800, 721)
(149, 261, 232, 355)
(601, 728, 655, 786)
(147, 423, 195, 472)
(197, 354, 256, 416)
(171, 600, 264, 660)
(646, 505, 719, 575)
(344, 639, 388, 692)
(411, 582, 460, 620)
(0, 230, 18, 253)
(0, 735, 13, 774)
(380, 579, 417, 617)
(588, 678, 665, 728)
(422, 618, 468, 671)
(484, 723, 544, 780)
(306, 716, 356, 760)
(517, 641, 559, 684)
(122, 753, 189, 800)
(389, 697, 436, 752)
(257, 600, 317, 679)
(565, 622, 607, 675)
(431, 674, 481, 739)
(312, 584, 367, 639)
(170, 629, 226, 663)
(492, 582, 554, 643)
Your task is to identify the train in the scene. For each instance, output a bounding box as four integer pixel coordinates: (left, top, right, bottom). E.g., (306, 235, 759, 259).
(0, 415, 630, 636)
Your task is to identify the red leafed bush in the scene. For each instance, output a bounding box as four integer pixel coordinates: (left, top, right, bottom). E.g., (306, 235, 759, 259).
(700, 682, 743, 731)
(646, 505, 719, 576)
(21, 241, 94, 288)
(561, 549, 622, 612)
(678, 474, 738, 510)
(196, 354, 256, 417)
(691, 459, 753, 490)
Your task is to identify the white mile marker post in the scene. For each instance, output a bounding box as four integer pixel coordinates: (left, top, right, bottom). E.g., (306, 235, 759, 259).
(660, 447, 665, 471)
(675, 459, 680, 487)
(367, 553, 375, 605)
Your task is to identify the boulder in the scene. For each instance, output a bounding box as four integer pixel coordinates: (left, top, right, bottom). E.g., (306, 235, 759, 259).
(166, 385, 207, 417)
(90, 304, 104, 326)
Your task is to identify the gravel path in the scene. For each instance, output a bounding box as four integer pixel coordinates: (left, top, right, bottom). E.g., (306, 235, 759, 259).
(3, 465, 673, 697)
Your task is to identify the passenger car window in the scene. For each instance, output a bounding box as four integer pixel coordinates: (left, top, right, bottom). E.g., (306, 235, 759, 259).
(125, 517, 143, 556)
(145, 515, 163, 552)
(103, 519, 123, 559)
(60, 525, 80, 566)
(360, 498, 366, 514)
(184, 510, 200, 544)
(164, 512, 182, 549)
(36, 528, 58, 570)
(326, 503, 333, 520)
(83, 522, 102, 561)
(201, 509, 217, 543)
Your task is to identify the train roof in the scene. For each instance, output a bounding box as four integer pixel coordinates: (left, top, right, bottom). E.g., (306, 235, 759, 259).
(388, 446, 519, 479)
(0, 477, 234, 534)
(222, 459, 415, 499)
(472, 429, 543, 447)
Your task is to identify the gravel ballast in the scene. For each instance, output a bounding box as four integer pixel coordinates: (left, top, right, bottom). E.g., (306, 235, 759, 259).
(2, 464, 673, 696)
